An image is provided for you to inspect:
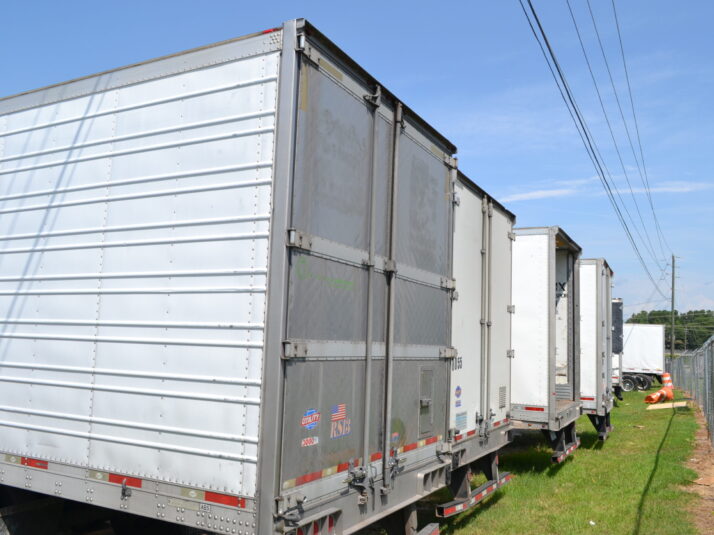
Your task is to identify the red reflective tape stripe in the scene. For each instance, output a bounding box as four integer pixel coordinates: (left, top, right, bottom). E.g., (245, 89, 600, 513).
(402, 442, 418, 453)
(580, 397, 595, 401)
(107, 474, 142, 488)
(336, 462, 350, 473)
(466, 430, 476, 437)
(295, 470, 323, 486)
(525, 406, 545, 411)
(262, 27, 280, 34)
(370, 452, 382, 461)
(205, 491, 245, 508)
(454, 434, 463, 442)
(21, 457, 48, 469)
(425, 436, 439, 445)
(443, 506, 458, 516)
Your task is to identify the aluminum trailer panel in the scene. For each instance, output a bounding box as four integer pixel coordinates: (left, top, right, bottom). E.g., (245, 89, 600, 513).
(0, 27, 280, 501)
(450, 173, 513, 462)
(578, 259, 614, 416)
(0, 18, 502, 535)
(511, 227, 582, 432)
(623, 324, 665, 375)
(611, 298, 624, 386)
(578, 259, 614, 440)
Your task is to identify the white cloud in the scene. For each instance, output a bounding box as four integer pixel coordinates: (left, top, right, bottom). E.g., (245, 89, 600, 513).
(501, 188, 577, 203)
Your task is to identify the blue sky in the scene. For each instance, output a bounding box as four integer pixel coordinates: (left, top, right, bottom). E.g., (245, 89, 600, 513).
(1, 1, 711, 316)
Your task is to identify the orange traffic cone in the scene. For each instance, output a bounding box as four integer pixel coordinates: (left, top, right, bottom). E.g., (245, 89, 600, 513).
(644, 373, 674, 404)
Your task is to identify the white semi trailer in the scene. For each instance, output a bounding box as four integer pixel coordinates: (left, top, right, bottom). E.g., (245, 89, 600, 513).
(621, 324, 666, 392)
(0, 18, 515, 535)
(511, 227, 582, 463)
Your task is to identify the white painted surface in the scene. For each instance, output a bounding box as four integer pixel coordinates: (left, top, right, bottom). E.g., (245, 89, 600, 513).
(450, 180, 483, 432)
(488, 208, 513, 422)
(579, 263, 597, 399)
(0, 38, 280, 496)
(554, 250, 570, 385)
(623, 324, 665, 374)
(511, 233, 549, 406)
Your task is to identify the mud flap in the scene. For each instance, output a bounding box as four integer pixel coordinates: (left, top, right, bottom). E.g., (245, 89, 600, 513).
(435, 453, 512, 518)
(542, 421, 580, 463)
(588, 412, 613, 441)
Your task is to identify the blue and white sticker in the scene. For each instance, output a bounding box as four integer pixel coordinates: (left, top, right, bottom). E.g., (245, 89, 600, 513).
(455, 411, 468, 431)
(301, 409, 321, 430)
(455, 385, 463, 407)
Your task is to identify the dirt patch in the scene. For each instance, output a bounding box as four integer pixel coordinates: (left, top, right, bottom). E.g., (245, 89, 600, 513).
(684, 406, 714, 533)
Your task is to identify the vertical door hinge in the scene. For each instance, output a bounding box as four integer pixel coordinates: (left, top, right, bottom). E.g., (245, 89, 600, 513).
(507, 305, 515, 314)
(507, 349, 515, 359)
(451, 191, 461, 206)
(440, 277, 456, 290)
(443, 155, 458, 169)
(508, 231, 516, 241)
(383, 258, 397, 274)
(287, 228, 313, 251)
(283, 340, 308, 359)
(439, 347, 458, 359)
(363, 85, 381, 107)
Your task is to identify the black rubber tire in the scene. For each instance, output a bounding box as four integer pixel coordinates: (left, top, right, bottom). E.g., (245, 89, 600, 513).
(635, 374, 652, 391)
(621, 375, 636, 392)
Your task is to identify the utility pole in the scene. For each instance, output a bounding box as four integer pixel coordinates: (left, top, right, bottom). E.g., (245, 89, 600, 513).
(670, 254, 676, 357)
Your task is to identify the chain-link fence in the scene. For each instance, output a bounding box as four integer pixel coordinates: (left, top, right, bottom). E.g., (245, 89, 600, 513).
(667, 335, 714, 444)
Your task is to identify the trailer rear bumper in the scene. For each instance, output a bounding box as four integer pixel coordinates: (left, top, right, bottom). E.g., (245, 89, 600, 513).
(435, 472, 512, 519)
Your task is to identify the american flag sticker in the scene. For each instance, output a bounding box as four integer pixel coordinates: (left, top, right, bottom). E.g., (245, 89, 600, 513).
(331, 403, 347, 421)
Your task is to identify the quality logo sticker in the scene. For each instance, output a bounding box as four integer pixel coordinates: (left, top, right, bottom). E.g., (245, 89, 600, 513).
(301, 408, 321, 430)
(455, 385, 462, 408)
(301, 436, 319, 448)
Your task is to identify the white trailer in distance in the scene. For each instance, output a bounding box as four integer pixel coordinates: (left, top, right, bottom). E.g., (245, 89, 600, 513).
(621, 324, 666, 392)
(511, 227, 582, 463)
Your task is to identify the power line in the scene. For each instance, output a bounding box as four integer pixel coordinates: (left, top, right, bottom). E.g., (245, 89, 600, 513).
(565, 0, 665, 271)
(516, 0, 668, 300)
(585, 0, 665, 267)
(610, 0, 673, 257)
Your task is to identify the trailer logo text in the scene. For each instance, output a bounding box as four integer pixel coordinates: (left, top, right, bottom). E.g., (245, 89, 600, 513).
(301, 409, 321, 430)
(330, 403, 351, 439)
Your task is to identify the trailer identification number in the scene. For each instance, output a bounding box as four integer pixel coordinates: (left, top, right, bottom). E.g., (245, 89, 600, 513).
(451, 356, 463, 371)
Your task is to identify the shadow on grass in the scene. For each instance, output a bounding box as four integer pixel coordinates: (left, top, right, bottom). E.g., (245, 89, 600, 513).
(579, 430, 605, 450)
(502, 429, 586, 477)
(631, 407, 678, 535)
(417, 492, 506, 535)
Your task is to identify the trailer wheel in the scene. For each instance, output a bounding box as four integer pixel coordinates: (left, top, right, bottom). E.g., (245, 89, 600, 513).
(635, 374, 652, 391)
(621, 375, 636, 392)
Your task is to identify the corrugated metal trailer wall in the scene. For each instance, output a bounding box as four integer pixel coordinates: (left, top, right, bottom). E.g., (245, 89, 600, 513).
(0, 26, 282, 507)
(273, 21, 458, 533)
(0, 18, 520, 535)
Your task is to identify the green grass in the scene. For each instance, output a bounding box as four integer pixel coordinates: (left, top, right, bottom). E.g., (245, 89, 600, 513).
(422, 391, 699, 535)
